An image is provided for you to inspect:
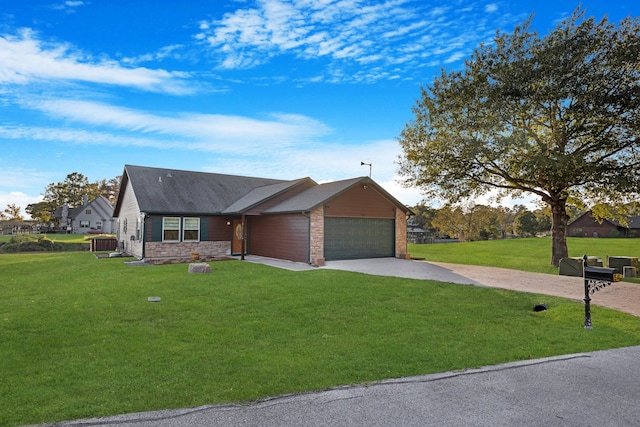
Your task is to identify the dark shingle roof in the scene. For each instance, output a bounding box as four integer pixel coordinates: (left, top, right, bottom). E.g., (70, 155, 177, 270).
(264, 177, 363, 213)
(114, 165, 412, 217)
(267, 177, 414, 214)
(609, 215, 640, 229)
(222, 178, 314, 214)
(121, 165, 287, 215)
(570, 211, 640, 230)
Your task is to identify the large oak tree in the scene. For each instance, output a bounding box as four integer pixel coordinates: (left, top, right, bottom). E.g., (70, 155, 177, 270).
(398, 9, 640, 265)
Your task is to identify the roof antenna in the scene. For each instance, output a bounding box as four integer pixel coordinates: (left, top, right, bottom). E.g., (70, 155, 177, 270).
(360, 161, 372, 177)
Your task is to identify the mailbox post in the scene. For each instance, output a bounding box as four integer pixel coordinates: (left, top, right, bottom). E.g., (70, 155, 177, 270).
(582, 254, 619, 330)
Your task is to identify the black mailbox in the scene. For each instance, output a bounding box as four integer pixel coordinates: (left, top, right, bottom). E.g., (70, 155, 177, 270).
(584, 266, 618, 282)
(582, 255, 621, 330)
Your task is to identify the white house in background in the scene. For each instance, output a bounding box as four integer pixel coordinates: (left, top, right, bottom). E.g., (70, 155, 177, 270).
(55, 195, 116, 234)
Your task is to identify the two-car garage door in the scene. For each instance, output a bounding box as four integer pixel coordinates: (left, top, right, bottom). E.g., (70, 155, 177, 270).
(324, 217, 395, 261)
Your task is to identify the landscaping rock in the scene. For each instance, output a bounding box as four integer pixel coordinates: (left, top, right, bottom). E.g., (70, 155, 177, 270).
(188, 263, 211, 273)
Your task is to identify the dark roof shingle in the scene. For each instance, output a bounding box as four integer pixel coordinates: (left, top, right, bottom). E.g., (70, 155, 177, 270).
(122, 165, 287, 214)
(222, 178, 313, 214)
(115, 165, 412, 217)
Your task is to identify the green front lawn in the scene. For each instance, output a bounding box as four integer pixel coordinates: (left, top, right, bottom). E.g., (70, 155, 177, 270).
(2, 251, 639, 426)
(409, 237, 640, 275)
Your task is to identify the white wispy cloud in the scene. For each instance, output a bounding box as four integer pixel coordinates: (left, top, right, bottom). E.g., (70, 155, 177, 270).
(0, 29, 194, 94)
(0, 167, 51, 190)
(197, 137, 426, 205)
(50, 0, 85, 12)
(485, 3, 499, 13)
(195, 0, 519, 82)
(4, 98, 332, 153)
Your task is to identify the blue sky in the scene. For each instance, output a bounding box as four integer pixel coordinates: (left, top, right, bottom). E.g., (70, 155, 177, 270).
(1, 0, 638, 217)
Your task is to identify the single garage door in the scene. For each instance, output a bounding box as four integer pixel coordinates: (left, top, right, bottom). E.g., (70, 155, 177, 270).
(324, 217, 395, 260)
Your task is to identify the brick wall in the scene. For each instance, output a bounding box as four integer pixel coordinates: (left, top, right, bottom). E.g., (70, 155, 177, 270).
(145, 241, 231, 264)
(395, 209, 410, 259)
(309, 205, 325, 266)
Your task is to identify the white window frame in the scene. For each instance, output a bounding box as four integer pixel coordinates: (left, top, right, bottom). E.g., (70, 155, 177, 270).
(182, 217, 200, 242)
(163, 217, 180, 242)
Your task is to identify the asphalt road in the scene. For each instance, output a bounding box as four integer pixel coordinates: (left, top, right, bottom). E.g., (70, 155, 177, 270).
(44, 346, 640, 427)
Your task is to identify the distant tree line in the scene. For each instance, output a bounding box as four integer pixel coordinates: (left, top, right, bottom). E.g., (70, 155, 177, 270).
(411, 203, 557, 242)
(1, 172, 121, 224)
(410, 201, 640, 242)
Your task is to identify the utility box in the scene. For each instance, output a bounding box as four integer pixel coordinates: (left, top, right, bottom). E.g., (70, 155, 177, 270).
(559, 256, 602, 277)
(607, 256, 640, 274)
(623, 266, 637, 278)
(559, 257, 583, 277)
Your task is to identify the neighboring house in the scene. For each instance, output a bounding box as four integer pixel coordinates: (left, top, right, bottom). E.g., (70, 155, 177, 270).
(0, 220, 35, 235)
(53, 195, 116, 234)
(407, 225, 431, 244)
(113, 165, 413, 265)
(568, 211, 640, 238)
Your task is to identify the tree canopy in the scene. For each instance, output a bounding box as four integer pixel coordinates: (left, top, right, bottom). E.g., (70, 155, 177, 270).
(25, 202, 52, 224)
(2, 204, 24, 221)
(42, 172, 102, 209)
(398, 8, 640, 265)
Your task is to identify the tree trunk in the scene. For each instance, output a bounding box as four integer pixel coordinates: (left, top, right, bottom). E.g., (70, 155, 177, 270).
(550, 199, 569, 266)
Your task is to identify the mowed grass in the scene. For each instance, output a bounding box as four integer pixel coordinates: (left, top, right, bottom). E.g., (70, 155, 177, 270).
(0, 233, 101, 244)
(409, 237, 640, 275)
(1, 252, 640, 425)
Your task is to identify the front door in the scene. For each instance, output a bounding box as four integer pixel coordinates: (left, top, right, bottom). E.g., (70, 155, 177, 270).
(231, 219, 247, 254)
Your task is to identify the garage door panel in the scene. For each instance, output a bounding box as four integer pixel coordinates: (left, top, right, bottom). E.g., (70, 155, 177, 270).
(325, 217, 394, 260)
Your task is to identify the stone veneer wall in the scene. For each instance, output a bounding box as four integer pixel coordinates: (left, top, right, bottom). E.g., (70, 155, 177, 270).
(144, 241, 231, 264)
(395, 209, 409, 259)
(309, 205, 325, 266)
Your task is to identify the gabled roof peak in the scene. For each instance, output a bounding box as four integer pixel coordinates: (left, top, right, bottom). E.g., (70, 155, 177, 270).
(114, 165, 411, 217)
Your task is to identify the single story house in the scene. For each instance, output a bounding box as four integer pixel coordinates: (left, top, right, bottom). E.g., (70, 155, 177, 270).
(0, 220, 36, 235)
(53, 195, 116, 234)
(113, 165, 413, 265)
(407, 225, 431, 244)
(568, 211, 640, 238)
